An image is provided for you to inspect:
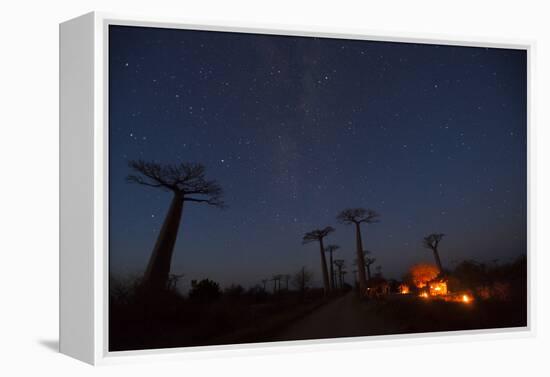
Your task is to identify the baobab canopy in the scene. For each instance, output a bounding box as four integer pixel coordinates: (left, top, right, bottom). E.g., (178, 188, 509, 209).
(127, 159, 225, 291)
(127, 160, 225, 207)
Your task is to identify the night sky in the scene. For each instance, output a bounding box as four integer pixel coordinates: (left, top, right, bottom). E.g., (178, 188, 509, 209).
(109, 25, 527, 290)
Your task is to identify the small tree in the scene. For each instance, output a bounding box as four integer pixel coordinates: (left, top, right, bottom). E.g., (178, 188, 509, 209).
(334, 259, 345, 289)
(189, 279, 221, 302)
(272, 274, 283, 293)
(166, 273, 185, 292)
(423, 233, 445, 273)
(365, 257, 376, 280)
(291, 266, 313, 296)
(355, 250, 376, 281)
(283, 274, 291, 291)
(261, 278, 269, 291)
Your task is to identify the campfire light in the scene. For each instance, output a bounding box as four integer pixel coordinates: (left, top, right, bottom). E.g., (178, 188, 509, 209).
(462, 294, 471, 303)
(429, 281, 448, 296)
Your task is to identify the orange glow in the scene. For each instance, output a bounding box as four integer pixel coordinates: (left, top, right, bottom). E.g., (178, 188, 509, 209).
(429, 281, 448, 296)
(462, 294, 471, 303)
(409, 264, 439, 288)
(399, 284, 410, 294)
(419, 292, 429, 298)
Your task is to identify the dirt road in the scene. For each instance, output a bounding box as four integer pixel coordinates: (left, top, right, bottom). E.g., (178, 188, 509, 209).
(271, 291, 400, 341)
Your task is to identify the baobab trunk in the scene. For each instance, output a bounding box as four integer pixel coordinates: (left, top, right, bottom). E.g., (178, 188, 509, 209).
(318, 239, 331, 295)
(143, 193, 184, 291)
(433, 249, 443, 274)
(355, 222, 368, 295)
(329, 251, 335, 290)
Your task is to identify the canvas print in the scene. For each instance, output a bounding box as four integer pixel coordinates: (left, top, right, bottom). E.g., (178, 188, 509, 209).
(108, 25, 527, 351)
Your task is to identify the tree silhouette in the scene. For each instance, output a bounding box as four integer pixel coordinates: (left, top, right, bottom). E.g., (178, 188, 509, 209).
(189, 278, 221, 302)
(302, 226, 335, 295)
(337, 208, 380, 295)
(354, 250, 376, 281)
(166, 273, 185, 292)
(291, 266, 313, 296)
(324, 244, 340, 290)
(365, 256, 376, 281)
(423, 233, 445, 273)
(333, 259, 345, 289)
(283, 274, 291, 290)
(272, 274, 283, 293)
(127, 160, 224, 291)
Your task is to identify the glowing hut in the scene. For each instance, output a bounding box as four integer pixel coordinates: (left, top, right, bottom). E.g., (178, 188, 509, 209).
(429, 280, 448, 296)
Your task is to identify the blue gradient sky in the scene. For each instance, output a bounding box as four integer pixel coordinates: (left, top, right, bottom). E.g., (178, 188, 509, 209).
(108, 25, 526, 290)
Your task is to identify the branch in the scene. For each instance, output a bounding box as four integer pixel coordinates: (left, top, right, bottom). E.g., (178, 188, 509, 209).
(126, 159, 225, 207)
(185, 196, 226, 208)
(337, 208, 380, 224)
(126, 174, 168, 188)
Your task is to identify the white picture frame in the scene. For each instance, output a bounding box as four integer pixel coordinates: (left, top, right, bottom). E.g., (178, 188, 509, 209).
(59, 11, 534, 365)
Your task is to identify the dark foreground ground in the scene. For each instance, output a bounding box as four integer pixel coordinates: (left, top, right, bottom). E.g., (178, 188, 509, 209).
(109, 289, 330, 351)
(110, 290, 526, 351)
(271, 291, 526, 342)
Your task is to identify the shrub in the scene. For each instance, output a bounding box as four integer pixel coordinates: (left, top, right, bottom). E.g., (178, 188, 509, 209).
(189, 279, 221, 302)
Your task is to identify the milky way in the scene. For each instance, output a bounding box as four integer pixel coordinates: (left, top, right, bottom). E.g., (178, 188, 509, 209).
(109, 25, 526, 290)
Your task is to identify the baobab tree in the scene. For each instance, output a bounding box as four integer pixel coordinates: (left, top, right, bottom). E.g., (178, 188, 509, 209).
(337, 208, 380, 295)
(333, 259, 345, 289)
(283, 274, 291, 291)
(364, 256, 376, 281)
(127, 160, 224, 291)
(272, 274, 283, 293)
(423, 233, 445, 273)
(354, 250, 376, 281)
(292, 266, 313, 296)
(302, 226, 335, 295)
(324, 244, 340, 290)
